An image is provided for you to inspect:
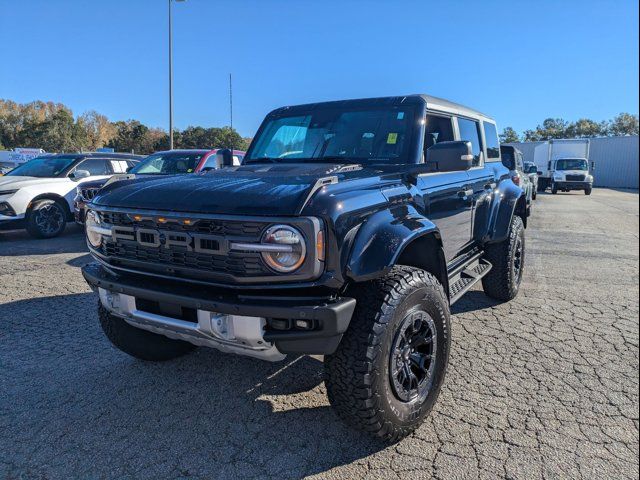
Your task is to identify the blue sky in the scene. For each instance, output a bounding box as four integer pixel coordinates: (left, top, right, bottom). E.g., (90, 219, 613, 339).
(1, 0, 638, 137)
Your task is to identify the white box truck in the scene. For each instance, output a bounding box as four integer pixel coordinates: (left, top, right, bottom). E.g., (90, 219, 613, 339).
(533, 139, 594, 195)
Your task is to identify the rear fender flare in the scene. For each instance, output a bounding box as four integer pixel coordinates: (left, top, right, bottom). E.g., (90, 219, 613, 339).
(486, 180, 526, 243)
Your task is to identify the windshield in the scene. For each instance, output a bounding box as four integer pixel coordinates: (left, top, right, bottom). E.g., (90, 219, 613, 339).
(246, 106, 417, 164)
(556, 159, 588, 171)
(6, 156, 76, 178)
(130, 152, 204, 175)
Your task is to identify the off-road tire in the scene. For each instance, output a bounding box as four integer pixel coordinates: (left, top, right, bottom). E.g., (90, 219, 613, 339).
(482, 215, 525, 301)
(585, 187, 592, 195)
(324, 266, 451, 443)
(98, 302, 196, 361)
(26, 199, 67, 238)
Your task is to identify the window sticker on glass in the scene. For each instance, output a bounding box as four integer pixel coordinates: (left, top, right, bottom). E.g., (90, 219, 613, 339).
(397, 112, 405, 120)
(387, 133, 398, 144)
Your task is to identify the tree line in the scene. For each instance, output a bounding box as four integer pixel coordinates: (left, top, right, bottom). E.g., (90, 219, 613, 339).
(499, 113, 638, 143)
(0, 99, 251, 154)
(1, 99, 637, 154)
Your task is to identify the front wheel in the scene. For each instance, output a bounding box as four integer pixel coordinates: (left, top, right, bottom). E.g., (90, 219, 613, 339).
(585, 187, 592, 195)
(324, 266, 451, 443)
(551, 183, 558, 194)
(482, 215, 525, 301)
(26, 199, 67, 238)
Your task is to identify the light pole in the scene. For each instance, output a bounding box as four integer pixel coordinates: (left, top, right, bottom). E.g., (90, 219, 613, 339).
(169, 0, 186, 150)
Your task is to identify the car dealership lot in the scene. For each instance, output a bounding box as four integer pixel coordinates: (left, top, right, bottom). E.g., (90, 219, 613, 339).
(1, 189, 638, 479)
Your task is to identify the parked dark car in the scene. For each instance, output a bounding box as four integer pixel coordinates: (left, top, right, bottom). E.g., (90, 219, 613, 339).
(501, 145, 535, 208)
(74, 149, 245, 224)
(81, 95, 528, 442)
(524, 161, 539, 196)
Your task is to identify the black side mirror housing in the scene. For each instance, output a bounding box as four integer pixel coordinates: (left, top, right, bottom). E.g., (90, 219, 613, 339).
(426, 141, 474, 172)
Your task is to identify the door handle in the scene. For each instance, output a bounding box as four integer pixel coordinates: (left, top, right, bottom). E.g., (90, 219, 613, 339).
(458, 188, 473, 198)
(484, 182, 497, 190)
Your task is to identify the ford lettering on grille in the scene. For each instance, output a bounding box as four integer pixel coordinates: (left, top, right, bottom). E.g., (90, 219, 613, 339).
(111, 226, 223, 254)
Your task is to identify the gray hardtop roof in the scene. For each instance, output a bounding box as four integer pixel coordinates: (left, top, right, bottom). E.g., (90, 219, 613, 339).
(270, 94, 495, 123)
(419, 94, 494, 122)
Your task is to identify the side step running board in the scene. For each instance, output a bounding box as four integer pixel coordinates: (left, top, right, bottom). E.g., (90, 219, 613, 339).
(448, 256, 492, 305)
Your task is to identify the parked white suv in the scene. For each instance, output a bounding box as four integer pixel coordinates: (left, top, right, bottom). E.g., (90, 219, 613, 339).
(0, 153, 141, 238)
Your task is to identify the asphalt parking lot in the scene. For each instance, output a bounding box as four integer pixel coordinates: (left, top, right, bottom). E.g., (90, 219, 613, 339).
(1, 188, 638, 479)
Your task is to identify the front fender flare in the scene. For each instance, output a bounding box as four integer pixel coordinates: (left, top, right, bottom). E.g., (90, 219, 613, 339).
(346, 206, 440, 282)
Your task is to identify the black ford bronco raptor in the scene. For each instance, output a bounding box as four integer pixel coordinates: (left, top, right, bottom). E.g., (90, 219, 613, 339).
(82, 95, 528, 442)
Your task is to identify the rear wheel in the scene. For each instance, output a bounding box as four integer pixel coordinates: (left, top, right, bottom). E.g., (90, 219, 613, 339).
(26, 199, 67, 238)
(324, 266, 451, 443)
(482, 215, 525, 301)
(98, 303, 196, 361)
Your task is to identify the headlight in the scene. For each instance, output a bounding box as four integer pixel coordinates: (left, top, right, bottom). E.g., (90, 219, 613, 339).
(85, 210, 103, 248)
(553, 172, 564, 180)
(261, 225, 306, 273)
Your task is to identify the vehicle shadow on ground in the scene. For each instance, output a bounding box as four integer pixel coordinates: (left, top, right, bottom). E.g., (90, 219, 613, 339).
(0, 225, 87, 256)
(1, 293, 386, 479)
(451, 289, 502, 315)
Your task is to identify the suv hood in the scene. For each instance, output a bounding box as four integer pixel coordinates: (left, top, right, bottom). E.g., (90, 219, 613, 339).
(93, 163, 384, 216)
(0, 176, 68, 190)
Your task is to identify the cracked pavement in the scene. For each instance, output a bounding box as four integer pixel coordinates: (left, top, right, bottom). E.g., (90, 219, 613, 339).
(1, 188, 638, 479)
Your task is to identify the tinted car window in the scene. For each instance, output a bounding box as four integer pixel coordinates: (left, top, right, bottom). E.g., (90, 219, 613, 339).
(482, 122, 500, 160)
(424, 115, 454, 150)
(131, 152, 205, 174)
(457, 118, 483, 166)
(76, 158, 111, 176)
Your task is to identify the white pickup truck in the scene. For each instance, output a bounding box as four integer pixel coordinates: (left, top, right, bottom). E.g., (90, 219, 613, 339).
(0, 152, 141, 238)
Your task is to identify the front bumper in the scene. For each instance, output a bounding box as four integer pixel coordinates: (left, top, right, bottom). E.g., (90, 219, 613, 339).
(554, 181, 592, 190)
(0, 211, 25, 230)
(82, 263, 356, 358)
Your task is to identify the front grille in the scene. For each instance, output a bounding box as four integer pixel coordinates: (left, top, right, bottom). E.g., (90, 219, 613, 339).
(81, 187, 100, 201)
(96, 209, 273, 280)
(98, 211, 264, 236)
(566, 175, 586, 182)
(99, 240, 269, 276)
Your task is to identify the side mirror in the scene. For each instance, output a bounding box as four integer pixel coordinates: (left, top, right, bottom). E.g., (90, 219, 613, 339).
(426, 141, 474, 172)
(70, 169, 90, 181)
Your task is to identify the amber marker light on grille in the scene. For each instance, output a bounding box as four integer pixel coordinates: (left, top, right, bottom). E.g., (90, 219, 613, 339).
(133, 215, 142, 221)
(157, 217, 167, 223)
(183, 219, 192, 225)
(316, 230, 325, 261)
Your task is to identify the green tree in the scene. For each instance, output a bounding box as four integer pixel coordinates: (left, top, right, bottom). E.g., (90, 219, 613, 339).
(499, 127, 520, 143)
(27, 109, 88, 152)
(607, 113, 639, 136)
(106, 120, 157, 154)
(565, 118, 606, 138)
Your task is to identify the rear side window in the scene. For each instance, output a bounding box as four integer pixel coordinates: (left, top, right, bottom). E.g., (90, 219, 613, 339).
(482, 122, 500, 160)
(457, 118, 483, 166)
(76, 158, 111, 176)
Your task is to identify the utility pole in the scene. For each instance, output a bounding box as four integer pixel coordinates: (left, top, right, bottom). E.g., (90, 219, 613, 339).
(168, 0, 186, 150)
